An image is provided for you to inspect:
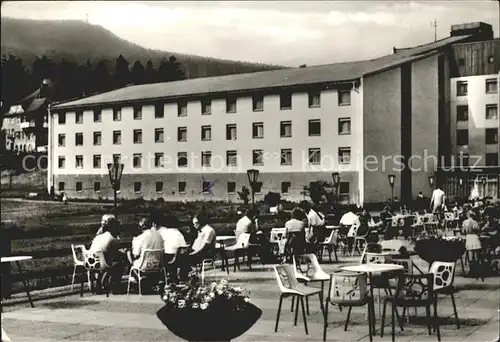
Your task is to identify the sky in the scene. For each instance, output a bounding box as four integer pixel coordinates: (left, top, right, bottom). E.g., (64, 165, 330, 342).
(1, 1, 498, 66)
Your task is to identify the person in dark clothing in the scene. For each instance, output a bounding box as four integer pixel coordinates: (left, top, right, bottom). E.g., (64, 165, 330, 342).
(414, 192, 428, 214)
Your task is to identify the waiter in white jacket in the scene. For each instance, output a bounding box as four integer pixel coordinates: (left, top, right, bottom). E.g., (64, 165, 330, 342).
(430, 187, 446, 214)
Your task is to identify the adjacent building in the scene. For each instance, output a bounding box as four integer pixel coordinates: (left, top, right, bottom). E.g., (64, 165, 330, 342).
(49, 22, 500, 204)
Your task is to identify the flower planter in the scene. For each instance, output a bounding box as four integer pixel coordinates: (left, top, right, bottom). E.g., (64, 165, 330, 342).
(414, 237, 466, 264)
(156, 303, 262, 341)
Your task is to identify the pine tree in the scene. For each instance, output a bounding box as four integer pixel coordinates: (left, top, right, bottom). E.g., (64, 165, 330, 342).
(93, 60, 113, 94)
(144, 59, 156, 84)
(130, 60, 145, 85)
(157, 55, 186, 82)
(114, 54, 131, 88)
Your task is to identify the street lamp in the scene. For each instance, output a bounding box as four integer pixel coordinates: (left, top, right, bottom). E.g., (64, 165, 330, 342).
(388, 174, 396, 204)
(331, 172, 340, 203)
(481, 177, 487, 198)
(107, 162, 124, 209)
(428, 175, 435, 189)
(246, 169, 259, 207)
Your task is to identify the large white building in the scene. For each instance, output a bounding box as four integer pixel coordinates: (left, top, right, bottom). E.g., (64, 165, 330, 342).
(49, 22, 499, 204)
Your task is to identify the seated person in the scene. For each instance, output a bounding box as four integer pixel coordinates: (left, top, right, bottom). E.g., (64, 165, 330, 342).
(235, 209, 258, 240)
(189, 214, 217, 265)
(340, 206, 361, 253)
(96, 214, 116, 236)
(158, 214, 188, 282)
(88, 218, 124, 291)
(299, 200, 326, 244)
(128, 214, 164, 271)
(285, 208, 307, 256)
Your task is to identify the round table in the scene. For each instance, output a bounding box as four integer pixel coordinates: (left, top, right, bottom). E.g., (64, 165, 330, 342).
(1, 256, 34, 308)
(341, 263, 404, 274)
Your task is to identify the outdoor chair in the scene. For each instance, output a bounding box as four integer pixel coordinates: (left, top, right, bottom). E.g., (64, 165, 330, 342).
(70, 244, 86, 291)
(81, 249, 111, 297)
(225, 233, 252, 272)
(270, 228, 287, 260)
(352, 225, 370, 257)
(444, 212, 458, 233)
(411, 215, 425, 237)
(360, 243, 382, 264)
(317, 229, 339, 263)
(380, 273, 441, 341)
(424, 214, 439, 235)
(292, 253, 329, 315)
(323, 271, 375, 342)
(164, 246, 189, 285)
(273, 264, 324, 336)
(429, 261, 460, 329)
(127, 249, 166, 295)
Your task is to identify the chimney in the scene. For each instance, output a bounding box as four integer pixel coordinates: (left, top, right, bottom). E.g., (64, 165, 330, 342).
(450, 22, 493, 40)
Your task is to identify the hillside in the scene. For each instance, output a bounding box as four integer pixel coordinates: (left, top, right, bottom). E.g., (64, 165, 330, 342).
(0, 17, 282, 78)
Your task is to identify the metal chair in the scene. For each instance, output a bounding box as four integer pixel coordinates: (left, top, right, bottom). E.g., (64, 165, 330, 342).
(225, 233, 252, 272)
(70, 244, 86, 291)
(324, 271, 375, 341)
(81, 250, 111, 297)
(380, 273, 441, 341)
(429, 261, 460, 329)
(127, 249, 166, 295)
(273, 264, 324, 336)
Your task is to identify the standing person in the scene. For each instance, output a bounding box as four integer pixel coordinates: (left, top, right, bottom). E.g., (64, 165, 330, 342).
(463, 210, 482, 261)
(430, 186, 446, 214)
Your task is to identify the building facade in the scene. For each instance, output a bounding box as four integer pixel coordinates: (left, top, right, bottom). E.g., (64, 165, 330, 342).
(49, 22, 499, 204)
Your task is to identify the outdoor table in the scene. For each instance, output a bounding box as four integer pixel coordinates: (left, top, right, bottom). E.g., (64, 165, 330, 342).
(326, 225, 340, 230)
(216, 236, 237, 272)
(1, 256, 34, 308)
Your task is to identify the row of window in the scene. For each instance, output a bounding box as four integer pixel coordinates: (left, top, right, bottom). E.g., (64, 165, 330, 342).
(57, 147, 353, 169)
(456, 104, 498, 121)
(456, 128, 498, 146)
(57, 118, 352, 147)
(456, 153, 499, 167)
(59, 180, 351, 196)
(57, 90, 352, 124)
(456, 78, 498, 97)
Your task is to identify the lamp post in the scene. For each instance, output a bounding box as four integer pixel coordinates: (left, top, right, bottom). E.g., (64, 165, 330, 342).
(388, 174, 396, 204)
(481, 177, 487, 198)
(246, 169, 259, 208)
(107, 162, 124, 210)
(331, 172, 340, 204)
(458, 177, 464, 198)
(428, 175, 435, 190)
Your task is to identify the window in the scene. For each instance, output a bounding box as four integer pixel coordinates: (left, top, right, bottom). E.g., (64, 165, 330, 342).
(58, 182, 65, 191)
(456, 81, 468, 96)
(308, 91, 321, 108)
(457, 153, 469, 167)
(338, 147, 351, 164)
(155, 128, 164, 143)
(486, 128, 498, 145)
(201, 100, 211, 115)
(486, 105, 498, 120)
(178, 181, 187, 193)
(309, 148, 321, 165)
(226, 98, 237, 113)
(93, 154, 101, 168)
(58, 156, 65, 169)
(76, 182, 83, 192)
(252, 122, 264, 139)
(75, 155, 83, 168)
(226, 150, 237, 166)
(178, 127, 187, 142)
(281, 149, 292, 165)
(339, 182, 350, 198)
(281, 181, 291, 194)
(456, 129, 469, 146)
(226, 124, 237, 140)
(155, 103, 164, 118)
(280, 92, 292, 109)
(58, 134, 65, 147)
(252, 95, 264, 111)
(202, 151, 212, 167)
(308, 119, 321, 136)
(178, 152, 188, 167)
(75, 133, 83, 146)
(178, 101, 187, 117)
(113, 154, 121, 163)
(58, 113, 66, 124)
(133, 129, 142, 144)
(134, 182, 142, 193)
(486, 79, 497, 94)
(338, 118, 351, 135)
(113, 130, 121, 144)
(227, 182, 236, 194)
(93, 131, 101, 146)
(201, 126, 212, 141)
(113, 108, 122, 121)
(338, 90, 351, 105)
(94, 182, 101, 192)
(254, 182, 263, 193)
(75, 111, 83, 124)
(93, 109, 101, 122)
(280, 121, 292, 138)
(133, 153, 142, 168)
(485, 153, 498, 166)
(133, 105, 142, 120)
(156, 181, 163, 192)
(154, 153, 164, 167)
(457, 105, 469, 121)
(253, 149, 263, 165)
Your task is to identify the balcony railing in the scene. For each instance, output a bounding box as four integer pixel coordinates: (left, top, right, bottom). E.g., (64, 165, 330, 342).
(19, 121, 36, 129)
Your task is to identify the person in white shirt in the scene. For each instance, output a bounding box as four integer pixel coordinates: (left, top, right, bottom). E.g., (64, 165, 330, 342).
(299, 200, 326, 246)
(95, 214, 116, 236)
(157, 214, 189, 282)
(235, 209, 258, 240)
(339, 206, 361, 254)
(129, 216, 164, 270)
(189, 214, 216, 266)
(430, 187, 446, 214)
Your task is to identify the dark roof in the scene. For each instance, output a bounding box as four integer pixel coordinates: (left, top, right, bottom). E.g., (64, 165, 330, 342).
(53, 35, 471, 110)
(4, 87, 50, 118)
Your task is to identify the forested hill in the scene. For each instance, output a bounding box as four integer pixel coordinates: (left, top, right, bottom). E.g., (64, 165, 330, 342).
(1, 17, 282, 78)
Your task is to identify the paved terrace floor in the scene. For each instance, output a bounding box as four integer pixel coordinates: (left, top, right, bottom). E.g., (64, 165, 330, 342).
(2, 255, 499, 342)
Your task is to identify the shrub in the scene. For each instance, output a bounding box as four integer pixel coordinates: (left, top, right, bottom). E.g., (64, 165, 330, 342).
(237, 186, 250, 204)
(263, 192, 281, 207)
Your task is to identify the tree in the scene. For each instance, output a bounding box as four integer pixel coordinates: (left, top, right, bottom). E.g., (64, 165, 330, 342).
(0, 54, 32, 121)
(113, 54, 131, 88)
(304, 181, 333, 205)
(144, 59, 156, 84)
(78, 59, 94, 96)
(31, 55, 56, 87)
(263, 192, 281, 207)
(54, 59, 79, 101)
(157, 55, 185, 82)
(92, 60, 113, 94)
(130, 60, 145, 85)
(237, 186, 250, 205)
